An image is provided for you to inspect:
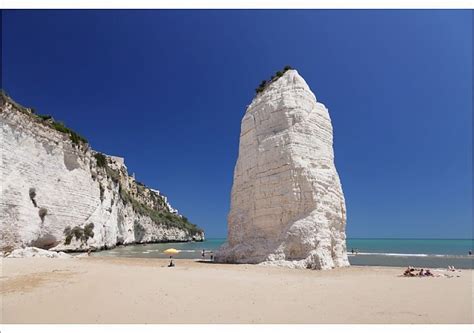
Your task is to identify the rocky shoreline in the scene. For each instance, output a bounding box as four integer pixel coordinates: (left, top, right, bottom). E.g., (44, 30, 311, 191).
(3, 236, 206, 258)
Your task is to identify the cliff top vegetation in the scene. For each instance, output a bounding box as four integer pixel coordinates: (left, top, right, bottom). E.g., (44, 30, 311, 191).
(1, 90, 87, 146)
(255, 65, 293, 95)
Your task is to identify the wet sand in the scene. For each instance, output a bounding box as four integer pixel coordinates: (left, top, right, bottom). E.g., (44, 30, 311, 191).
(1, 257, 472, 324)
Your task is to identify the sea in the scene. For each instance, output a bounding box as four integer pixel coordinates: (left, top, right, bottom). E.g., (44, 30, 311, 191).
(93, 238, 474, 269)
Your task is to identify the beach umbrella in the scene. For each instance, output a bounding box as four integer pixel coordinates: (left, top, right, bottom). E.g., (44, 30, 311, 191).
(164, 248, 180, 267)
(163, 248, 180, 256)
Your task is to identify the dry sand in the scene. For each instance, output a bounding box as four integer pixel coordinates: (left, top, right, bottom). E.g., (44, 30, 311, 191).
(0, 257, 472, 324)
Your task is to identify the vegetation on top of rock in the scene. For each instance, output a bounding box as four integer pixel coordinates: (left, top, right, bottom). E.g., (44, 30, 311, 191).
(51, 121, 88, 145)
(37, 114, 52, 121)
(1, 90, 88, 146)
(255, 65, 293, 94)
(1, 90, 31, 114)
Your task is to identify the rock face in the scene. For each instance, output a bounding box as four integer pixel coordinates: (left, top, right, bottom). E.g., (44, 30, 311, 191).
(216, 70, 349, 269)
(6, 247, 72, 258)
(0, 92, 204, 253)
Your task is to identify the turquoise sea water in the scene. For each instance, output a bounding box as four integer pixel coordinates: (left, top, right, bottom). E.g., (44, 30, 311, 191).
(93, 238, 474, 269)
(346, 238, 473, 269)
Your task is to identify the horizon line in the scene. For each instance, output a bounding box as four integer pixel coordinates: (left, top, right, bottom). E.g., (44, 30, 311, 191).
(204, 237, 474, 240)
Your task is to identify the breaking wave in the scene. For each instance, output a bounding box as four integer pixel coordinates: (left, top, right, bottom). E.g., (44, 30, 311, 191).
(350, 252, 472, 259)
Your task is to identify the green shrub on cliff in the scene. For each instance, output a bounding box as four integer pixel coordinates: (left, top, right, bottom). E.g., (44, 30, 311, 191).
(2, 90, 87, 146)
(37, 114, 52, 121)
(52, 121, 88, 145)
(94, 152, 122, 184)
(69, 131, 86, 145)
(84, 223, 95, 239)
(119, 185, 202, 235)
(94, 152, 107, 168)
(255, 65, 294, 95)
(99, 183, 105, 202)
(106, 167, 121, 183)
(1, 90, 31, 114)
(52, 121, 70, 134)
(38, 207, 47, 222)
(63, 223, 95, 246)
(29, 188, 37, 207)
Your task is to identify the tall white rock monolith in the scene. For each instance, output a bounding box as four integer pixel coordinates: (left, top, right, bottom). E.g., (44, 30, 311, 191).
(216, 69, 349, 269)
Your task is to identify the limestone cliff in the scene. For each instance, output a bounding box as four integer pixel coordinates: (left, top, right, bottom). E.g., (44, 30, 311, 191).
(0, 91, 204, 253)
(216, 69, 349, 269)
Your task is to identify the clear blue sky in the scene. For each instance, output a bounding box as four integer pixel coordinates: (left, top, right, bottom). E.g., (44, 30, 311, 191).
(2, 10, 472, 238)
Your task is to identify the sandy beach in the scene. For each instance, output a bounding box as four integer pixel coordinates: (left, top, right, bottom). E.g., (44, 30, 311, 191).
(1, 257, 472, 324)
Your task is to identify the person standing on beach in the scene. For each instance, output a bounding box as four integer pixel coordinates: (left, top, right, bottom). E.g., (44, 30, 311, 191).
(201, 249, 205, 260)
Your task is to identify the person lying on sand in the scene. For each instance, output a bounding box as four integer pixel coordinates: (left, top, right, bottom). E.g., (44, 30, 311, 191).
(403, 267, 436, 277)
(420, 268, 435, 277)
(403, 267, 416, 277)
